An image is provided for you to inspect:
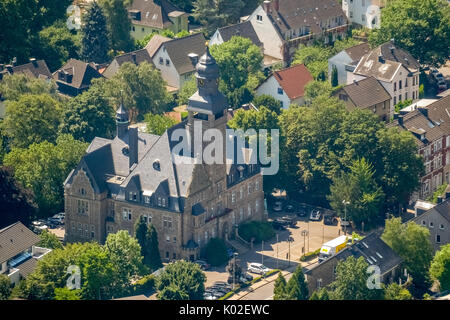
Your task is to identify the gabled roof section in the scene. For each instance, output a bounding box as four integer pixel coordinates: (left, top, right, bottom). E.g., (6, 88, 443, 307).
(162, 33, 206, 75)
(0, 60, 52, 80)
(217, 21, 262, 47)
(340, 76, 391, 108)
(271, 64, 313, 100)
(128, 0, 186, 29)
(52, 59, 102, 90)
(114, 49, 154, 67)
(0, 222, 40, 264)
(145, 34, 172, 58)
(426, 95, 450, 134)
(344, 42, 370, 62)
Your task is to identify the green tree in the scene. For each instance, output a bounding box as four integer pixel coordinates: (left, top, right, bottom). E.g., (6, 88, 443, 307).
(303, 80, 334, 104)
(273, 273, 288, 300)
(192, 0, 245, 36)
(99, 0, 134, 53)
(36, 20, 80, 71)
(331, 65, 339, 87)
(292, 44, 331, 80)
(309, 287, 330, 300)
(38, 230, 63, 250)
(171, 0, 195, 12)
(3, 135, 88, 215)
(60, 83, 116, 142)
(228, 106, 279, 133)
(285, 265, 308, 300)
(0, 274, 11, 300)
(252, 95, 282, 114)
(0, 74, 58, 102)
(328, 158, 385, 229)
(210, 36, 264, 107)
(382, 217, 433, 294)
(429, 244, 450, 292)
(205, 238, 229, 267)
(144, 114, 178, 135)
(383, 283, 412, 300)
(81, 1, 110, 63)
(0, 166, 36, 229)
(156, 260, 206, 300)
(330, 256, 383, 300)
(368, 0, 450, 67)
(104, 230, 146, 296)
(54, 287, 81, 300)
(102, 62, 173, 121)
(177, 75, 197, 105)
(2, 94, 62, 148)
(146, 224, 163, 271)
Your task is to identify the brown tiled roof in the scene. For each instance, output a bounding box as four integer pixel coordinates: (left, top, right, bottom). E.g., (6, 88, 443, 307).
(145, 35, 172, 58)
(340, 77, 391, 108)
(52, 59, 102, 90)
(426, 95, 450, 134)
(217, 21, 262, 47)
(115, 49, 153, 67)
(265, 0, 347, 35)
(272, 64, 313, 100)
(0, 222, 40, 264)
(129, 0, 186, 29)
(0, 60, 51, 80)
(162, 33, 206, 75)
(18, 258, 37, 278)
(345, 42, 370, 62)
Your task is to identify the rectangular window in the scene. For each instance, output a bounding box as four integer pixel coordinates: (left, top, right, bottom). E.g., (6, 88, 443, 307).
(255, 180, 260, 191)
(405, 92, 408, 100)
(159, 57, 163, 65)
(77, 200, 89, 214)
(240, 187, 243, 199)
(394, 96, 397, 105)
(256, 15, 262, 21)
(399, 94, 402, 102)
(166, 236, 170, 242)
(123, 208, 131, 221)
(399, 80, 402, 89)
(405, 78, 408, 87)
(394, 82, 397, 91)
(166, 59, 170, 66)
(231, 192, 236, 203)
(277, 88, 283, 95)
(163, 216, 172, 229)
(436, 234, 441, 243)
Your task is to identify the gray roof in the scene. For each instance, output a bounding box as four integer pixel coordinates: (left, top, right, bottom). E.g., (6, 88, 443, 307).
(129, 0, 186, 29)
(426, 95, 450, 134)
(344, 42, 370, 62)
(217, 21, 262, 47)
(52, 59, 102, 90)
(162, 33, 206, 75)
(0, 60, 51, 80)
(145, 35, 172, 58)
(114, 49, 153, 68)
(18, 257, 38, 277)
(433, 200, 450, 222)
(338, 76, 391, 108)
(0, 222, 40, 264)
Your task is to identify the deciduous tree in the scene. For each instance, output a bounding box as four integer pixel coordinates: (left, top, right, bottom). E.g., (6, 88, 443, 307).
(429, 244, 450, 292)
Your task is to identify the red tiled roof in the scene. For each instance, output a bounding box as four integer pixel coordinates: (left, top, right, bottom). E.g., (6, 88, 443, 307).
(272, 64, 313, 100)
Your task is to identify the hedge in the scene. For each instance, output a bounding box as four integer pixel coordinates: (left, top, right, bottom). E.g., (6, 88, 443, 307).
(300, 249, 320, 262)
(131, 274, 156, 295)
(238, 221, 275, 243)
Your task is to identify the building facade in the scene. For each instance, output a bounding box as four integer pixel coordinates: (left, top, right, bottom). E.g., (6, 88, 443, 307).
(342, 0, 384, 29)
(64, 47, 265, 262)
(328, 42, 370, 86)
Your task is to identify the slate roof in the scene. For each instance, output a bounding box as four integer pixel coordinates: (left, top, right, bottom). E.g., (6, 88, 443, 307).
(433, 200, 450, 222)
(18, 257, 37, 278)
(115, 49, 154, 67)
(0, 60, 51, 81)
(162, 33, 206, 75)
(265, 0, 347, 36)
(270, 64, 313, 100)
(339, 76, 391, 108)
(354, 41, 420, 82)
(145, 34, 172, 58)
(0, 222, 40, 264)
(52, 59, 102, 90)
(217, 21, 262, 47)
(426, 96, 450, 134)
(344, 42, 370, 62)
(129, 0, 186, 29)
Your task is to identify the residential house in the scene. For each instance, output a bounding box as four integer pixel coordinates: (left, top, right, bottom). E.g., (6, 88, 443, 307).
(255, 64, 313, 108)
(102, 49, 154, 79)
(328, 42, 370, 85)
(246, 0, 348, 63)
(412, 191, 450, 252)
(128, 0, 188, 40)
(388, 97, 450, 200)
(335, 76, 391, 122)
(152, 33, 206, 91)
(304, 232, 403, 296)
(52, 59, 103, 97)
(210, 21, 262, 49)
(144, 34, 172, 59)
(0, 59, 52, 118)
(342, 0, 385, 29)
(63, 47, 265, 262)
(0, 222, 52, 286)
(350, 40, 421, 118)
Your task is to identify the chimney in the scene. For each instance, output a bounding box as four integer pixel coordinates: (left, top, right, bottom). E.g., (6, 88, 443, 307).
(389, 46, 395, 55)
(188, 53, 199, 66)
(378, 53, 384, 63)
(398, 114, 404, 126)
(273, 0, 279, 11)
(445, 190, 450, 200)
(263, 0, 271, 13)
(128, 127, 139, 168)
(437, 196, 443, 204)
(131, 52, 137, 65)
(29, 58, 38, 67)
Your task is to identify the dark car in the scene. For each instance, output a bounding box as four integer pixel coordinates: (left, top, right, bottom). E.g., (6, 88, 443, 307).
(280, 216, 296, 227)
(285, 204, 295, 212)
(324, 215, 338, 226)
(272, 219, 288, 230)
(296, 208, 308, 217)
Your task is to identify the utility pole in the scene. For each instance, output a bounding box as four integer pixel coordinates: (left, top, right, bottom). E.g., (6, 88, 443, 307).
(261, 240, 264, 266)
(276, 234, 279, 270)
(307, 220, 310, 253)
(342, 200, 350, 235)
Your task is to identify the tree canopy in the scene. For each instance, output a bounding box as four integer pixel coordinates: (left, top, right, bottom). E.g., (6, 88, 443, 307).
(144, 114, 178, 136)
(81, 1, 110, 63)
(38, 229, 63, 250)
(429, 244, 450, 292)
(99, 0, 134, 53)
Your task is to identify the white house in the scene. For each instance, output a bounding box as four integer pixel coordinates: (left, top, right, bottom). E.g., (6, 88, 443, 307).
(152, 33, 206, 91)
(328, 42, 370, 85)
(256, 64, 313, 108)
(342, 0, 384, 29)
(349, 41, 421, 118)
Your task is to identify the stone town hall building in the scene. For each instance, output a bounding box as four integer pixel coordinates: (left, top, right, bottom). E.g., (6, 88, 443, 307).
(63, 47, 265, 261)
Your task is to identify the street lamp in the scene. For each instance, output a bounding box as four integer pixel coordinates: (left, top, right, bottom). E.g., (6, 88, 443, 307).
(342, 200, 350, 235)
(287, 236, 294, 267)
(232, 252, 238, 290)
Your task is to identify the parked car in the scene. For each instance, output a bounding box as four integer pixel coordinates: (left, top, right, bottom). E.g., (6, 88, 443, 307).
(194, 260, 210, 270)
(204, 292, 217, 300)
(434, 72, 444, 81)
(309, 210, 322, 221)
(285, 204, 294, 212)
(324, 214, 338, 226)
(272, 219, 288, 230)
(296, 208, 308, 217)
(340, 217, 351, 227)
(273, 201, 283, 212)
(227, 273, 253, 284)
(280, 216, 296, 227)
(248, 263, 270, 275)
(437, 79, 447, 91)
(213, 281, 232, 290)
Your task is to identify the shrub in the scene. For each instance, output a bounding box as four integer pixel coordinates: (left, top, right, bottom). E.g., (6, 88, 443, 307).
(205, 238, 229, 266)
(300, 249, 320, 262)
(133, 275, 156, 295)
(238, 221, 275, 243)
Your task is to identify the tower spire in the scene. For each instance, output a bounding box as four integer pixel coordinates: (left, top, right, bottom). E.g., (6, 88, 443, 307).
(116, 93, 129, 138)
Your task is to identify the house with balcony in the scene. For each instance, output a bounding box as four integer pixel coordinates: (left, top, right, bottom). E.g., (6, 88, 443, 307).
(128, 0, 188, 41)
(0, 222, 52, 286)
(246, 0, 348, 64)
